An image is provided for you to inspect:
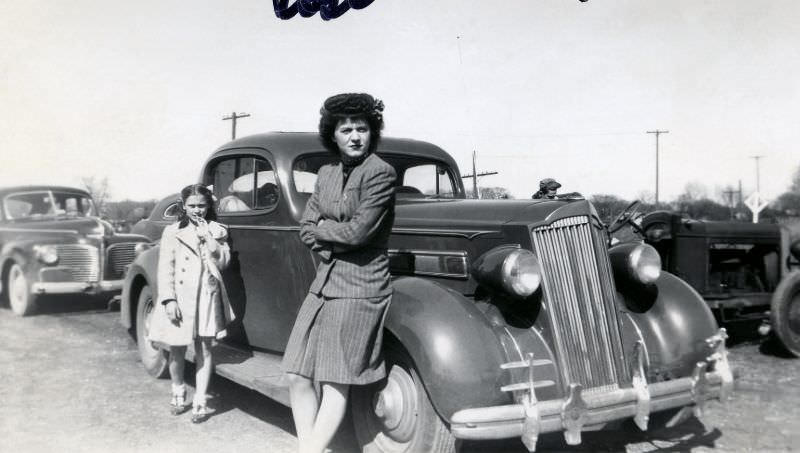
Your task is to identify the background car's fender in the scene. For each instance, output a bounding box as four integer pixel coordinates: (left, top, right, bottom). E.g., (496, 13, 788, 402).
(619, 271, 718, 380)
(385, 276, 512, 422)
(120, 246, 160, 330)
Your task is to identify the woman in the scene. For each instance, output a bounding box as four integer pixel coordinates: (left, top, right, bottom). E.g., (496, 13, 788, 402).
(282, 93, 397, 453)
(147, 184, 235, 423)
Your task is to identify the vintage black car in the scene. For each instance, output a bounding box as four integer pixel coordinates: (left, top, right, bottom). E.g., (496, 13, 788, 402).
(615, 207, 800, 357)
(130, 193, 180, 241)
(0, 185, 151, 316)
(121, 133, 733, 452)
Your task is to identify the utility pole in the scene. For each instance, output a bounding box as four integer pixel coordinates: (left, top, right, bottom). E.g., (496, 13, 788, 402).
(646, 130, 669, 206)
(461, 150, 498, 199)
(223, 112, 251, 140)
(749, 155, 764, 194)
(723, 186, 737, 220)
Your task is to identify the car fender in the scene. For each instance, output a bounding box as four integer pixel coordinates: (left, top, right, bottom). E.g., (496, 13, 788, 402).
(120, 246, 159, 330)
(620, 271, 718, 380)
(385, 277, 510, 422)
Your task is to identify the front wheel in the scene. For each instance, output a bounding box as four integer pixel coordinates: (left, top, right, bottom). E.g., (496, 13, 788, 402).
(6, 263, 38, 316)
(135, 285, 169, 377)
(351, 341, 456, 453)
(771, 271, 800, 357)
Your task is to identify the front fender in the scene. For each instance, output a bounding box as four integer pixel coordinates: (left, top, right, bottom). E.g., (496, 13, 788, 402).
(120, 246, 159, 330)
(385, 277, 510, 422)
(620, 272, 718, 380)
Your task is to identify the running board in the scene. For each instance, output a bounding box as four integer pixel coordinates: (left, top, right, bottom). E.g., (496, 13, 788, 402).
(185, 342, 291, 406)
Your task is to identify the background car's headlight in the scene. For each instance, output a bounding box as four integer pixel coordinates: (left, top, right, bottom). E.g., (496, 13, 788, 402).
(33, 245, 59, 265)
(609, 243, 662, 286)
(472, 246, 543, 299)
(134, 242, 153, 256)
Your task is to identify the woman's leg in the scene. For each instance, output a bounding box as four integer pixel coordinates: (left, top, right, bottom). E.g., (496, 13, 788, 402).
(307, 382, 350, 453)
(287, 373, 319, 453)
(194, 338, 213, 407)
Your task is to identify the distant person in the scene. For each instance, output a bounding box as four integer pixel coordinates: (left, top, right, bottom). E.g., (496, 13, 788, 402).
(147, 184, 235, 423)
(282, 93, 396, 453)
(532, 178, 561, 199)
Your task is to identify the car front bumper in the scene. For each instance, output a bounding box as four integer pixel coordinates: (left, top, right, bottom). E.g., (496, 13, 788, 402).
(450, 329, 734, 452)
(32, 279, 124, 295)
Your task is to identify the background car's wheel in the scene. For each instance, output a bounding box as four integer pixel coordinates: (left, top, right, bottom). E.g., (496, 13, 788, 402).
(352, 341, 456, 453)
(6, 263, 38, 316)
(135, 285, 169, 378)
(771, 271, 800, 357)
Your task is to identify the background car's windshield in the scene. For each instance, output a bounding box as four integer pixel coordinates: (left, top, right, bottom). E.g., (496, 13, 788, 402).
(293, 153, 462, 199)
(4, 191, 96, 220)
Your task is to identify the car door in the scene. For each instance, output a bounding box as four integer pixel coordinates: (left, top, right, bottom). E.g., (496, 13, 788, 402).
(206, 150, 316, 352)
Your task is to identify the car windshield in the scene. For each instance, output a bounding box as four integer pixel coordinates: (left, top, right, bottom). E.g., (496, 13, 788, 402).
(3, 190, 97, 220)
(293, 153, 463, 199)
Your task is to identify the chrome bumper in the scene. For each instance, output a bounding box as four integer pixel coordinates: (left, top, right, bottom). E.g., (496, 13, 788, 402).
(450, 329, 734, 452)
(32, 279, 124, 294)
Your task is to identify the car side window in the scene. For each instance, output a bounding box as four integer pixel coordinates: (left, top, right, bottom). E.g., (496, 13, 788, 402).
(163, 203, 180, 219)
(208, 156, 278, 213)
(401, 164, 456, 198)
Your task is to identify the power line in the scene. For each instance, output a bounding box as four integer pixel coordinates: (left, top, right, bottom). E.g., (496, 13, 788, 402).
(646, 129, 669, 206)
(223, 112, 251, 140)
(461, 150, 498, 198)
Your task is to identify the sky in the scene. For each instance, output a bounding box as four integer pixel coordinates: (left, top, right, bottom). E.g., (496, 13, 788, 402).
(1, 0, 798, 204)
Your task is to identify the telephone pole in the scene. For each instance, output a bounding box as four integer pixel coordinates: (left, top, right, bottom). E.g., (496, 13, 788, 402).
(749, 155, 764, 194)
(223, 112, 251, 140)
(461, 150, 498, 199)
(646, 130, 669, 206)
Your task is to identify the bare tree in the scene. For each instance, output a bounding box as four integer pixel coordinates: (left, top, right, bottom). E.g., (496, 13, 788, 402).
(479, 186, 512, 199)
(81, 176, 111, 217)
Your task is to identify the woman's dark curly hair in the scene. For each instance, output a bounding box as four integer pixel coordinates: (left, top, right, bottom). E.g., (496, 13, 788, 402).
(177, 183, 217, 228)
(318, 93, 384, 155)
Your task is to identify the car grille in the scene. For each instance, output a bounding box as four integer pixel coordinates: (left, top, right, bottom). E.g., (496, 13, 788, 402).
(531, 215, 628, 393)
(55, 244, 100, 282)
(106, 243, 138, 280)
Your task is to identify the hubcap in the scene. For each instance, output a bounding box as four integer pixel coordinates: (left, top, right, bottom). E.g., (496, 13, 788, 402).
(372, 363, 418, 443)
(8, 266, 28, 312)
(139, 295, 160, 359)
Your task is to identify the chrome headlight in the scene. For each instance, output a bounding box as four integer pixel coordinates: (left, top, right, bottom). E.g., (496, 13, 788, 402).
(33, 245, 59, 265)
(609, 243, 662, 286)
(134, 242, 153, 256)
(472, 246, 543, 299)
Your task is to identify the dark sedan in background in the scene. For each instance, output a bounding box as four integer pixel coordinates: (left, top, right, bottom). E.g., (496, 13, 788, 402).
(0, 185, 151, 316)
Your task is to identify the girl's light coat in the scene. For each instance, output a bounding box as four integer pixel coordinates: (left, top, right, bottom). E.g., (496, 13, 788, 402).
(147, 221, 236, 346)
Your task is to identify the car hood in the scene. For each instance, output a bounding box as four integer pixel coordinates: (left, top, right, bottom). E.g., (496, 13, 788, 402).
(1, 217, 107, 237)
(394, 198, 596, 230)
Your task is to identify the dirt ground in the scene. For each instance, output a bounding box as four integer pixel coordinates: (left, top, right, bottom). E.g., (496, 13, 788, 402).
(1, 298, 798, 453)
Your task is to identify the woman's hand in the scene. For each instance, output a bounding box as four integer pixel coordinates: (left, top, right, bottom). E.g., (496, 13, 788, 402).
(165, 301, 182, 325)
(195, 217, 209, 240)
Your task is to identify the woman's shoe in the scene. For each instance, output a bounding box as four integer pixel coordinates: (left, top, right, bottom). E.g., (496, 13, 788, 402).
(191, 403, 211, 424)
(170, 388, 187, 415)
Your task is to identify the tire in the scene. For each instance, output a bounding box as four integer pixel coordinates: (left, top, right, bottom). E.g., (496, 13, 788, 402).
(351, 341, 456, 453)
(135, 285, 169, 378)
(6, 263, 38, 316)
(770, 271, 800, 358)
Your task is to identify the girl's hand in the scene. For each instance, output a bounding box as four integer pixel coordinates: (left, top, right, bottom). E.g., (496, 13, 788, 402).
(195, 217, 209, 239)
(165, 301, 182, 325)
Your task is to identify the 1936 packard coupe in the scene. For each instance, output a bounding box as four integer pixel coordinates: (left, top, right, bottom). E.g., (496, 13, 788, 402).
(121, 133, 733, 452)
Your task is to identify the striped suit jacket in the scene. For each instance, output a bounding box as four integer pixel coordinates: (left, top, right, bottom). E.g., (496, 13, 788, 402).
(299, 152, 397, 298)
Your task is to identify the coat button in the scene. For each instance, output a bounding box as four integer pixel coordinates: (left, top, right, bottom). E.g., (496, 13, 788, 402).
(181, 268, 186, 272)
(179, 280, 183, 284)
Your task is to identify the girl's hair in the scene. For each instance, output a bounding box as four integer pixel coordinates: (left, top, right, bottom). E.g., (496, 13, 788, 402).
(318, 93, 384, 156)
(176, 184, 217, 228)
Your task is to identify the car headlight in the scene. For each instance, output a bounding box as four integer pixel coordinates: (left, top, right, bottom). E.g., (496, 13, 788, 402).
(134, 242, 153, 256)
(472, 246, 543, 298)
(33, 245, 59, 265)
(609, 243, 662, 286)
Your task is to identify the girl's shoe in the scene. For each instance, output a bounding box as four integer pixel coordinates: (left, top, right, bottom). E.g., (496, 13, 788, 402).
(170, 388, 187, 415)
(191, 403, 211, 423)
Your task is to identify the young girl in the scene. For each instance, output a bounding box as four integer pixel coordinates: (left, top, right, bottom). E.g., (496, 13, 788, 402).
(147, 184, 235, 423)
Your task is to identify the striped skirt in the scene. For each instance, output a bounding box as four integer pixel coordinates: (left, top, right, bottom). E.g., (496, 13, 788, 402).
(281, 292, 391, 385)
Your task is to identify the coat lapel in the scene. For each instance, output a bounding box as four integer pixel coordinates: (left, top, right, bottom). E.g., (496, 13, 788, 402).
(175, 226, 199, 256)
